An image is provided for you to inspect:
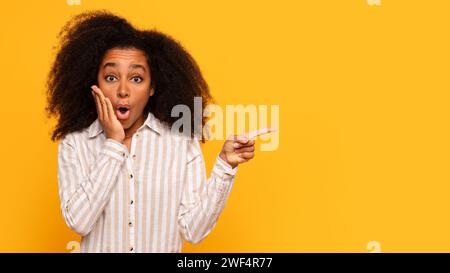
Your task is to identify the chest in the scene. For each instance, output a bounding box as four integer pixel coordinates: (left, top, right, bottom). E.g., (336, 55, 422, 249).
(84, 134, 188, 179)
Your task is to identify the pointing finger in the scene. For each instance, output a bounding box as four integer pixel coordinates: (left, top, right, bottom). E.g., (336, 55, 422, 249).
(246, 128, 278, 139)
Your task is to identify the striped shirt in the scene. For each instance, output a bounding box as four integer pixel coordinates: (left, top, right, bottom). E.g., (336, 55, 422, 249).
(57, 112, 238, 253)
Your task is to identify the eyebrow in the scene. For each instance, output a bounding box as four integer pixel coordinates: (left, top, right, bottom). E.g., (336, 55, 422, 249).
(103, 62, 146, 72)
(129, 64, 146, 72)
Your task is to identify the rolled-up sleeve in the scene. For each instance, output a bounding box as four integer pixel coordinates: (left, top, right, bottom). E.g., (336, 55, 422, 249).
(57, 136, 127, 236)
(178, 139, 238, 244)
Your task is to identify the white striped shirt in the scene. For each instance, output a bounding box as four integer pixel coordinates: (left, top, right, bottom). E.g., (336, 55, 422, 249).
(57, 112, 238, 253)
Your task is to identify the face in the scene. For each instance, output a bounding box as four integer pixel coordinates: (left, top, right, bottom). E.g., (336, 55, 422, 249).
(97, 47, 154, 130)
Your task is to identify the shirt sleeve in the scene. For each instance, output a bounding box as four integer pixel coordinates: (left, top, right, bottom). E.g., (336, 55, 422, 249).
(57, 135, 128, 236)
(177, 139, 238, 244)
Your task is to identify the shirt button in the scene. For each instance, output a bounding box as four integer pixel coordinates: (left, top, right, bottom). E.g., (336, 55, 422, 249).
(129, 246, 134, 252)
(129, 221, 133, 227)
(130, 174, 133, 179)
(130, 200, 134, 205)
(122, 153, 125, 157)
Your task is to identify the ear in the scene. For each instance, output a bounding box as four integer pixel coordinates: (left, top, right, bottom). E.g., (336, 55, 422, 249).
(149, 87, 155, 97)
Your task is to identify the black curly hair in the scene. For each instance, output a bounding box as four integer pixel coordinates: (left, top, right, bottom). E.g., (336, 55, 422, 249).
(46, 10, 213, 142)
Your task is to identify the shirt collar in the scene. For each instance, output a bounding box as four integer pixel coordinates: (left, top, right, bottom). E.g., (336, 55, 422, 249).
(88, 112, 162, 138)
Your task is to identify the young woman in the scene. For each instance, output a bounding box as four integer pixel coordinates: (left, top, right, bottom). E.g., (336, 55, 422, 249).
(46, 11, 257, 253)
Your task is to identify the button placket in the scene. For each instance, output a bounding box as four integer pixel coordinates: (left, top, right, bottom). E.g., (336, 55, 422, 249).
(126, 133, 139, 253)
(127, 157, 135, 253)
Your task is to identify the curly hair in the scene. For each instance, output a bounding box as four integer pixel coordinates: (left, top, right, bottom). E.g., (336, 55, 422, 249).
(46, 10, 213, 142)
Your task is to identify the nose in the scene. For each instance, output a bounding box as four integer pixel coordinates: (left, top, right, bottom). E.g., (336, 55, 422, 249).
(118, 89, 129, 98)
(117, 83, 130, 98)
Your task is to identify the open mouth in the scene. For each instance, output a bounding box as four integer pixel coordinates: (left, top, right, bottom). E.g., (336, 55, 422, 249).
(116, 105, 130, 120)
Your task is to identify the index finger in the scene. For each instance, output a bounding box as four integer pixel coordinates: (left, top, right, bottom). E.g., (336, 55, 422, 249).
(246, 128, 278, 139)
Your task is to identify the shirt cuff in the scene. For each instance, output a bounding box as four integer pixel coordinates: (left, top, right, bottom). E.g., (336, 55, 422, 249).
(213, 154, 238, 177)
(100, 138, 128, 161)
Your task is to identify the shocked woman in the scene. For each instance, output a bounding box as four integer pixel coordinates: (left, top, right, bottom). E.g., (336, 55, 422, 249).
(46, 11, 258, 253)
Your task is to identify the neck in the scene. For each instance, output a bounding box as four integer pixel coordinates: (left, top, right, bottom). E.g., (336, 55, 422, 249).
(124, 113, 145, 139)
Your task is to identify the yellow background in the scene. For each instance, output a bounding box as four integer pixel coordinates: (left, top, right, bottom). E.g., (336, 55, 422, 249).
(1, 0, 450, 252)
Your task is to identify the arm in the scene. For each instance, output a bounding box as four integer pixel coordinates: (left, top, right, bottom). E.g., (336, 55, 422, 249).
(57, 136, 127, 236)
(178, 140, 238, 244)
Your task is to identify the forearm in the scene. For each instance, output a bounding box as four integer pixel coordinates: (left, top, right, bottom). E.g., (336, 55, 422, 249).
(178, 155, 237, 244)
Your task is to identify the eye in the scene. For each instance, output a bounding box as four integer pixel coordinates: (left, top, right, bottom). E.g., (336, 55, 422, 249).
(105, 75, 118, 82)
(131, 76, 143, 83)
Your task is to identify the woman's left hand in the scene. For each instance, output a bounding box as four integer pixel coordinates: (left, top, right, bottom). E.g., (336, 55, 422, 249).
(219, 135, 255, 168)
(219, 128, 277, 168)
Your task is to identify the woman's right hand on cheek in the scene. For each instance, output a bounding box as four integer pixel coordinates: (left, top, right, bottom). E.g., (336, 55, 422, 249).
(91, 85, 125, 143)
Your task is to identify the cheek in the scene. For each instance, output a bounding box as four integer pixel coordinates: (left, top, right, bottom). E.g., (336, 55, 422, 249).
(135, 94, 150, 110)
(104, 95, 115, 103)
(135, 85, 151, 103)
(97, 85, 115, 98)
(99, 86, 113, 97)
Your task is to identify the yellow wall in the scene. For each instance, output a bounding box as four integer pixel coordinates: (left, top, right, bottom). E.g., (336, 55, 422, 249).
(1, 0, 450, 252)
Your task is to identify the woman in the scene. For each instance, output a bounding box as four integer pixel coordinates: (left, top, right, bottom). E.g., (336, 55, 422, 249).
(46, 10, 256, 252)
